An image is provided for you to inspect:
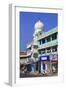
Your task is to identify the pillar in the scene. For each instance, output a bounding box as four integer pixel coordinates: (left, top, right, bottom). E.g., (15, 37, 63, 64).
(45, 64, 48, 73)
(41, 62, 44, 73)
(31, 64, 35, 73)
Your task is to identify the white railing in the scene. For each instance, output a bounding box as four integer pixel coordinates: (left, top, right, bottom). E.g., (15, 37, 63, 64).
(27, 50, 31, 56)
(38, 51, 57, 57)
(38, 39, 58, 49)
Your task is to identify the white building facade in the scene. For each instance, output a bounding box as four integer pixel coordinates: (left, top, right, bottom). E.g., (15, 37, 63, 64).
(20, 20, 58, 76)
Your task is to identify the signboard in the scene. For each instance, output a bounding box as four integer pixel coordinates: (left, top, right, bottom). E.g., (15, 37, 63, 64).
(49, 54, 58, 61)
(40, 56, 49, 61)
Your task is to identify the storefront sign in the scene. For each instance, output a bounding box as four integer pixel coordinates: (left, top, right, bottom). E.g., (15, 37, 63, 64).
(40, 56, 49, 61)
(49, 54, 58, 61)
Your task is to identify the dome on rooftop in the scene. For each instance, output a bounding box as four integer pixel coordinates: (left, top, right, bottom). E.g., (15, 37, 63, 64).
(34, 20, 44, 30)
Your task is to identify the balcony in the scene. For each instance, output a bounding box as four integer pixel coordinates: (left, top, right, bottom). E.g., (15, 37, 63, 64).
(37, 27, 57, 40)
(20, 58, 28, 64)
(27, 43, 32, 49)
(39, 51, 57, 56)
(38, 39, 58, 50)
(27, 50, 32, 56)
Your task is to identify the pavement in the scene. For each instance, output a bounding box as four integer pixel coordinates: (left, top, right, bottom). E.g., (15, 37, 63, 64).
(20, 71, 58, 78)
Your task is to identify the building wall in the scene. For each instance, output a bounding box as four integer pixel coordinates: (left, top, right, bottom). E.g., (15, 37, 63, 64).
(37, 27, 58, 57)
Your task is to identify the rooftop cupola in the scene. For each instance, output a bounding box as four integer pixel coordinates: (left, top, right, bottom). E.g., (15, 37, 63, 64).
(34, 20, 44, 30)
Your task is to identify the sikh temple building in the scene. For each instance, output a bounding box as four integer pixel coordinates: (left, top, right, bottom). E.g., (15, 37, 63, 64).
(20, 20, 58, 76)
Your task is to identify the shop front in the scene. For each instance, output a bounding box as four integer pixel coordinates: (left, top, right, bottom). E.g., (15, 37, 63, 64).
(39, 54, 58, 75)
(49, 54, 58, 74)
(39, 55, 50, 74)
(27, 58, 39, 74)
(30, 61, 39, 74)
(52, 61, 58, 73)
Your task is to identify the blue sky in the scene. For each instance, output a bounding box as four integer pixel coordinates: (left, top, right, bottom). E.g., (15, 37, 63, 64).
(20, 12, 58, 51)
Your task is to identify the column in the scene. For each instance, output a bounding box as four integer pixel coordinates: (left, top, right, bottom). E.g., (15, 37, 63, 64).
(31, 64, 35, 73)
(45, 64, 48, 73)
(50, 35, 52, 41)
(41, 62, 44, 73)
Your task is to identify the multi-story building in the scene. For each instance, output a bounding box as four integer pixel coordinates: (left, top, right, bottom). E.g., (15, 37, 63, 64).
(20, 20, 58, 76)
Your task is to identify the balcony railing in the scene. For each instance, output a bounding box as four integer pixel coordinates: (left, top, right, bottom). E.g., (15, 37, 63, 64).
(37, 27, 57, 40)
(38, 51, 58, 57)
(27, 50, 32, 56)
(38, 39, 58, 50)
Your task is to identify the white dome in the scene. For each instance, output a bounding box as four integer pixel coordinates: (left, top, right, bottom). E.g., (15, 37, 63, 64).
(34, 20, 44, 30)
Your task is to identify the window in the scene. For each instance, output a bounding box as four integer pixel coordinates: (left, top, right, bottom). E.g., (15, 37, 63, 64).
(52, 46, 57, 52)
(41, 49, 45, 54)
(39, 40, 41, 45)
(52, 33, 57, 40)
(42, 39, 45, 44)
(33, 45, 38, 49)
(39, 51, 41, 54)
(46, 48, 51, 53)
(39, 49, 45, 54)
(39, 32, 42, 35)
(46, 36, 51, 42)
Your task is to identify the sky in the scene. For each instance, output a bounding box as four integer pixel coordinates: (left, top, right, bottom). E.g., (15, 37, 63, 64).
(20, 12, 58, 51)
